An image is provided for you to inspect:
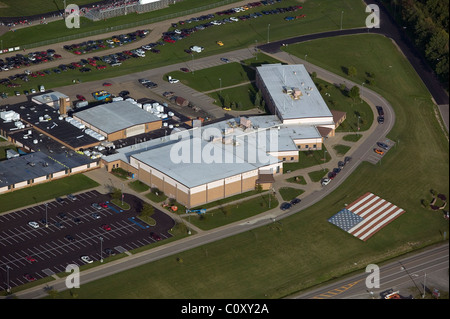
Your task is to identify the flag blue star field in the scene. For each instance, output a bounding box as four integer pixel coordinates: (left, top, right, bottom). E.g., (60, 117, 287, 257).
(328, 192, 406, 241)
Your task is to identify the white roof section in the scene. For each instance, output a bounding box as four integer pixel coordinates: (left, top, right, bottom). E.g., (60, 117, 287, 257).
(103, 115, 326, 188)
(32, 91, 69, 105)
(257, 64, 334, 123)
(73, 100, 160, 134)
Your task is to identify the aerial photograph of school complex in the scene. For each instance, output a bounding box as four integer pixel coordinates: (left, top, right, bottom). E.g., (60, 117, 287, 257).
(0, 0, 448, 309)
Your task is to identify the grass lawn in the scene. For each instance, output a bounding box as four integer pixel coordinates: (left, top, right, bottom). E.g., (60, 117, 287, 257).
(0, 174, 99, 213)
(128, 180, 150, 193)
(313, 77, 373, 132)
(286, 175, 307, 185)
(48, 33, 448, 299)
(342, 134, 363, 142)
(283, 145, 331, 173)
(145, 191, 168, 203)
(333, 144, 351, 156)
(0, 0, 95, 17)
(278, 187, 304, 201)
(209, 82, 259, 111)
(186, 193, 278, 230)
(308, 169, 329, 183)
(168, 62, 254, 92)
(0, 0, 368, 96)
(191, 189, 262, 210)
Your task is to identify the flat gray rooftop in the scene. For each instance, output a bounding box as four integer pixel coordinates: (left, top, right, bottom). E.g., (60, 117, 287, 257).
(0, 152, 67, 187)
(73, 100, 161, 134)
(257, 64, 333, 122)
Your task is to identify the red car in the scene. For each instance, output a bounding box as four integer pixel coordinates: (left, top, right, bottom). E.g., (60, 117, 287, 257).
(36, 71, 45, 76)
(97, 65, 107, 70)
(73, 51, 82, 55)
(24, 273, 36, 281)
(26, 256, 36, 262)
(150, 232, 161, 241)
(54, 54, 62, 58)
(180, 67, 190, 72)
(102, 224, 111, 231)
(76, 95, 86, 101)
(103, 82, 112, 87)
(100, 202, 108, 208)
(71, 62, 81, 68)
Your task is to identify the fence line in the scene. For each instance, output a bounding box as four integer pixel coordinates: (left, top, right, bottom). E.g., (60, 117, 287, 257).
(21, 0, 240, 50)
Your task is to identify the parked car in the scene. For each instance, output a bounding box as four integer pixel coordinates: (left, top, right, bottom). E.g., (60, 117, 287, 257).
(376, 106, 384, 116)
(290, 198, 301, 205)
(67, 193, 77, 201)
(91, 203, 102, 210)
(81, 255, 93, 264)
(91, 213, 100, 219)
(280, 202, 292, 210)
(378, 116, 384, 124)
(321, 178, 331, 186)
(150, 232, 161, 241)
(374, 148, 384, 155)
(220, 57, 230, 63)
(28, 221, 39, 228)
(377, 142, 389, 150)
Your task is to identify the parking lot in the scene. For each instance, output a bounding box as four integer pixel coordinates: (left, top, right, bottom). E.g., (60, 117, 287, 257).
(0, 190, 175, 290)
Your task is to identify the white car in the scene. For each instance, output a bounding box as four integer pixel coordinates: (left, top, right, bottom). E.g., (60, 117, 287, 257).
(28, 221, 39, 229)
(230, 17, 239, 22)
(81, 256, 93, 264)
(321, 178, 331, 186)
(168, 76, 179, 84)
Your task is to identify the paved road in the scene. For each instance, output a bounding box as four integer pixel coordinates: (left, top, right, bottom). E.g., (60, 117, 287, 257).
(289, 243, 449, 299)
(5, 45, 401, 298)
(258, 0, 449, 132)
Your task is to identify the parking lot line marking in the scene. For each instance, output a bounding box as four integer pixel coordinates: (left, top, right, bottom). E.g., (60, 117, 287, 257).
(128, 217, 149, 229)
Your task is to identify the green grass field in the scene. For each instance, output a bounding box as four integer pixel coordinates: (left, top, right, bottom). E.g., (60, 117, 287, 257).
(0, 0, 368, 97)
(0, 174, 99, 213)
(0, 0, 95, 17)
(47, 33, 448, 299)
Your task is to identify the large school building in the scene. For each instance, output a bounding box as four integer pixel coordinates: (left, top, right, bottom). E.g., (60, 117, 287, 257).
(101, 64, 346, 208)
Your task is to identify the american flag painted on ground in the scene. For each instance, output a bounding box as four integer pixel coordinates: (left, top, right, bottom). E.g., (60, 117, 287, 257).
(328, 192, 406, 241)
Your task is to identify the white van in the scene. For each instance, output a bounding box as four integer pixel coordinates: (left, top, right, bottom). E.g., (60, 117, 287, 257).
(190, 46, 204, 53)
(39, 85, 45, 92)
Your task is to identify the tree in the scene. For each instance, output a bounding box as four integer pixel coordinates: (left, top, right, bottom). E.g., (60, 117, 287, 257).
(347, 66, 357, 77)
(140, 202, 154, 218)
(254, 90, 261, 107)
(348, 86, 360, 102)
(111, 187, 122, 201)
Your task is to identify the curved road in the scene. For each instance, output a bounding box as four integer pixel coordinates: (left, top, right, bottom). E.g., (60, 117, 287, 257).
(8, 47, 399, 299)
(258, 0, 449, 131)
(2, 0, 447, 299)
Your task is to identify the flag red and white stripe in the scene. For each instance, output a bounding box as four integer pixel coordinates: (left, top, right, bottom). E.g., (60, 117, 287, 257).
(345, 192, 405, 241)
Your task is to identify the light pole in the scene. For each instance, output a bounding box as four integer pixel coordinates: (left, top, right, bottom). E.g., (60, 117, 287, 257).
(191, 54, 194, 74)
(219, 78, 222, 93)
(121, 183, 124, 206)
(100, 237, 103, 262)
(45, 203, 48, 228)
(340, 11, 344, 30)
(357, 115, 361, 135)
(267, 24, 270, 43)
(6, 265, 10, 293)
(304, 54, 307, 61)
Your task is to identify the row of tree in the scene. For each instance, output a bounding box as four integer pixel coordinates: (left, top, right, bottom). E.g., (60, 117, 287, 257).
(386, 0, 449, 87)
